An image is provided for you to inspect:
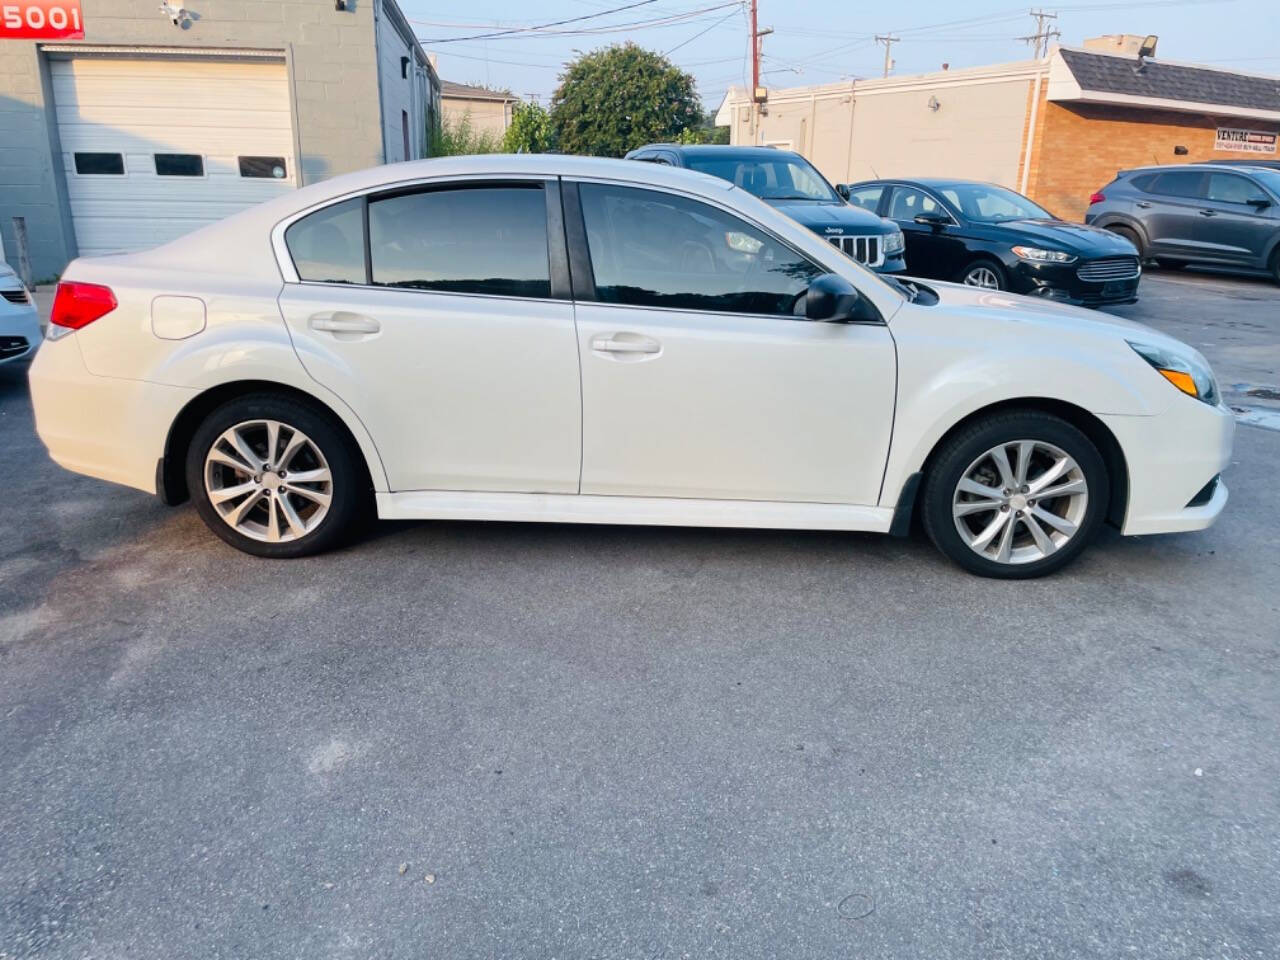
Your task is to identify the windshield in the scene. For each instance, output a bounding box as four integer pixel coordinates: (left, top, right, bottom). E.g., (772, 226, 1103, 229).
(1252, 168, 1280, 197)
(685, 154, 841, 202)
(937, 183, 1054, 223)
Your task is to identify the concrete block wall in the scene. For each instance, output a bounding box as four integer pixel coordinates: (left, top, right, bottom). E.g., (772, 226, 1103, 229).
(0, 0, 390, 278)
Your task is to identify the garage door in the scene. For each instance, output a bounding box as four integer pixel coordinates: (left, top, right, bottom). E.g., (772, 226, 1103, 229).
(50, 56, 296, 257)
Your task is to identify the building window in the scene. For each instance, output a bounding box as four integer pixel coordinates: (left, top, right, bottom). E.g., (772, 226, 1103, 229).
(239, 156, 288, 179)
(74, 152, 124, 175)
(401, 56, 410, 80)
(155, 154, 204, 177)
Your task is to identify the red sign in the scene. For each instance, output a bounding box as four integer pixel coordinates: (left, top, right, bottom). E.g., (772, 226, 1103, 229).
(1, 1, 84, 39)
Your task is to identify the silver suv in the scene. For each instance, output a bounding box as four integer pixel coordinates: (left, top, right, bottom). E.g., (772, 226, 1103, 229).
(1085, 163, 1280, 284)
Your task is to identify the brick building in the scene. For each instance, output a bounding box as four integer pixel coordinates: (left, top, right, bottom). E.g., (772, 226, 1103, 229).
(717, 38, 1280, 223)
(0, 0, 441, 279)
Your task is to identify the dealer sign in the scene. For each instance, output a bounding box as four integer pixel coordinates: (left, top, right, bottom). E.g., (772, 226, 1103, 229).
(1, 1, 84, 39)
(1215, 127, 1278, 154)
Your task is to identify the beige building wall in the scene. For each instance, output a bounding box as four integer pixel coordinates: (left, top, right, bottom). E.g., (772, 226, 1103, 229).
(721, 61, 1045, 188)
(441, 97, 513, 140)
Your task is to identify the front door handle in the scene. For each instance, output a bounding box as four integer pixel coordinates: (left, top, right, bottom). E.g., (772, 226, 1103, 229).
(309, 311, 381, 335)
(591, 334, 661, 355)
(1198, 209, 1217, 217)
(1135, 201, 1151, 209)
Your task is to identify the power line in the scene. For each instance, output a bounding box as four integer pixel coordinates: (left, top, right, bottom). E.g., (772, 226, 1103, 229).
(664, 6, 741, 56)
(1020, 8, 1060, 59)
(875, 34, 899, 78)
(419, 0, 657, 43)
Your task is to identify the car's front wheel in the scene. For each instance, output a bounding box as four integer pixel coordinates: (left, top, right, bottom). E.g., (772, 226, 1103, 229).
(959, 260, 1006, 290)
(921, 411, 1109, 578)
(186, 394, 365, 558)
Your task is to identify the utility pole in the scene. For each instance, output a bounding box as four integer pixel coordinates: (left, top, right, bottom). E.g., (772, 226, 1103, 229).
(1023, 9, 1060, 59)
(749, 0, 773, 145)
(875, 34, 899, 78)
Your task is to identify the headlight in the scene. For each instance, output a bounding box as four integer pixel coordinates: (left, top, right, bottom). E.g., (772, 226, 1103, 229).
(1128, 341, 1219, 405)
(1011, 245, 1076, 263)
(883, 229, 905, 255)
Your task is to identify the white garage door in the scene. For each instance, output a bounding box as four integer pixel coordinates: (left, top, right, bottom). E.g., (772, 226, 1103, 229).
(51, 56, 297, 257)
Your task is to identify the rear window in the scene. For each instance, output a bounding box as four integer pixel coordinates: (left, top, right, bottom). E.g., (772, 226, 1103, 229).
(285, 198, 366, 285)
(1149, 171, 1205, 199)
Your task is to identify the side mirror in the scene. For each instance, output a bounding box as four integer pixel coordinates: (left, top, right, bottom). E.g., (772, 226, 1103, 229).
(914, 212, 949, 228)
(805, 273, 877, 323)
(835, 183, 851, 201)
(1247, 197, 1272, 210)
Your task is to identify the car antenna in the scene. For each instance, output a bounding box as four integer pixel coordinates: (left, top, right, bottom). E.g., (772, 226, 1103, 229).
(871, 164, 880, 178)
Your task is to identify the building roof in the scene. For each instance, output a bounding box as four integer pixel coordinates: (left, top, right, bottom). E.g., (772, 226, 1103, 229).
(1055, 47, 1280, 116)
(440, 80, 518, 103)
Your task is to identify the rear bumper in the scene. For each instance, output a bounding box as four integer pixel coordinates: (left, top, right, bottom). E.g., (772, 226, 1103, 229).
(28, 334, 194, 495)
(1101, 398, 1235, 536)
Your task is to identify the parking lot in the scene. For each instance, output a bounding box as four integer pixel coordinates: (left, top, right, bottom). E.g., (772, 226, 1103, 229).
(1, 270, 1278, 959)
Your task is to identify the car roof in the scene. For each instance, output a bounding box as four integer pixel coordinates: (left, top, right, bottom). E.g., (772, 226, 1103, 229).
(633, 144, 801, 160)
(1123, 163, 1269, 175)
(849, 177, 1004, 191)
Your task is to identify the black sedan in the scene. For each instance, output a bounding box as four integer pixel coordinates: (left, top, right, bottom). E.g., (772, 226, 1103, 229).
(846, 178, 1142, 307)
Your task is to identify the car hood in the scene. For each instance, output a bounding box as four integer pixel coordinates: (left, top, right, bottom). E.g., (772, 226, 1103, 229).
(992, 218, 1138, 256)
(763, 199, 891, 234)
(916, 279, 1184, 346)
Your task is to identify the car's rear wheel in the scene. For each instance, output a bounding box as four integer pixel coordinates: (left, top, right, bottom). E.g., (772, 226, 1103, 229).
(1269, 249, 1280, 286)
(959, 260, 1006, 290)
(921, 411, 1109, 578)
(1107, 224, 1144, 258)
(186, 394, 365, 558)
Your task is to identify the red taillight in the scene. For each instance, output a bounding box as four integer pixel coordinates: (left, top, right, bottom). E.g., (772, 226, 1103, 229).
(1088, 192, 1106, 205)
(50, 281, 117, 330)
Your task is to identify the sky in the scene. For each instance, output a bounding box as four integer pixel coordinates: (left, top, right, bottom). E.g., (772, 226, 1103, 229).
(398, 0, 1280, 112)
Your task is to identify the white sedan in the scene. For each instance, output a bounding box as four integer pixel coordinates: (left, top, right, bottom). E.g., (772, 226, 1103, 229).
(0, 261, 40, 367)
(28, 155, 1233, 577)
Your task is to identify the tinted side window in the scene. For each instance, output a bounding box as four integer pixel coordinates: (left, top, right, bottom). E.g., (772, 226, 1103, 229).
(887, 187, 944, 221)
(1129, 173, 1157, 192)
(285, 198, 366, 285)
(578, 183, 823, 316)
(369, 185, 550, 298)
(849, 185, 884, 212)
(1150, 171, 1205, 199)
(1206, 172, 1266, 204)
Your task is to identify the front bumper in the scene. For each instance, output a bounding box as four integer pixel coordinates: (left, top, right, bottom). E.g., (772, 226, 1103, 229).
(1010, 260, 1141, 308)
(874, 253, 908, 274)
(1101, 396, 1235, 536)
(0, 297, 42, 366)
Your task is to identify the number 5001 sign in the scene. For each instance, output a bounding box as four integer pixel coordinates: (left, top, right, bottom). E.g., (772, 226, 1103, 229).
(1, 1, 85, 39)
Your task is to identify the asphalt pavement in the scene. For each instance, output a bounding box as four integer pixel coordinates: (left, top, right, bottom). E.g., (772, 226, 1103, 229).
(2, 269, 1279, 959)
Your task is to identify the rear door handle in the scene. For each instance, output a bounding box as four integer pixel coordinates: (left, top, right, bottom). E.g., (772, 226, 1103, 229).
(1135, 201, 1151, 209)
(591, 334, 661, 354)
(1199, 209, 1217, 217)
(309, 311, 381, 335)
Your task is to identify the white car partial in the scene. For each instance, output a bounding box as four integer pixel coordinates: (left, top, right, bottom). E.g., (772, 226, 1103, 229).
(0, 261, 40, 367)
(28, 155, 1233, 577)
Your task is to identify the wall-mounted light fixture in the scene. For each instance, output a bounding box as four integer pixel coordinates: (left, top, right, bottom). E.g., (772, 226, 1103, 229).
(335, 0, 348, 10)
(1174, 145, 1189, 155)
(927, 95, 941, 112)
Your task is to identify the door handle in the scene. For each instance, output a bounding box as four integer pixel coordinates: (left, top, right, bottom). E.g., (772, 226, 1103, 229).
(1198, 209, 1217, 217)
(309, 311, 381, 335)
(591, 334, 661, 354)
(1135, 201, 1151, 209)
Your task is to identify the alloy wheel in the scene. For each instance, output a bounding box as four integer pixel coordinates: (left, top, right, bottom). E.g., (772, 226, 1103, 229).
(203, 419, 333, 543)
(951, 439, 1089, 565)
(963, 265, 1002, 289)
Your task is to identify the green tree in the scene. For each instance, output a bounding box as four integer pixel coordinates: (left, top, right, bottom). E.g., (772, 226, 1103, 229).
(502, 101, 555, 154)
(550, 43, 702, 157)
(429, 112, 503, 157)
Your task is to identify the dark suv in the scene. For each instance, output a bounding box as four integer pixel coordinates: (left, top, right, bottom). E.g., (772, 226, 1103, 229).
(1086, 163, 1280, 283)
(624, 145, 906, 274)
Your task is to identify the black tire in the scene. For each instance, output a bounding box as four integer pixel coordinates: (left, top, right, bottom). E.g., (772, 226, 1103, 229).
(921, 410, 1109, 579)
(1270, 249, 1280, 286)
(1107, 224, 1144, 258)
(957, 259, 1007, 291)
(185, 393, 367, 558)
